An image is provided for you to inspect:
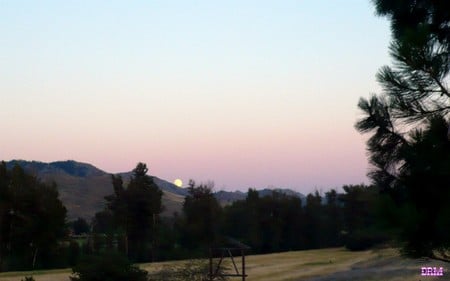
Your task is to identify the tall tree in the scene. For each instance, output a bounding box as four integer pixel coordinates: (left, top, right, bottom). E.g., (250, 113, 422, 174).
(105, 163, 162, 262)
(339, 185, 385, 251)
(356, 0, 450, 259)
(223, 189, 306, 253)
(323, 189, 342, 247)
(0, 162, 10, 270)
(303, 191, 324, 249)
(71, 217, 90, 235)
(373, 0, 449, 48)
(0, 162, 67, 270)
(126, 163, 162, 260)
(181, 180, 222, 253)
(382, 117, 450, 258)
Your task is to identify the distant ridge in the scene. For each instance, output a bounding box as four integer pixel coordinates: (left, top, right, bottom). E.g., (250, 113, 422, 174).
(214, 188, 306, 205)
(4, 160, 187, 220)
(3, 160, 306, 220)
(6, 160, 104, 177)
(50, 160, 105, 177)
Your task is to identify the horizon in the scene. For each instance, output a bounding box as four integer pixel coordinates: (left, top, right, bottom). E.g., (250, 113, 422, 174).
(1, 1, 390, 194)
(3, 158, 367, 194)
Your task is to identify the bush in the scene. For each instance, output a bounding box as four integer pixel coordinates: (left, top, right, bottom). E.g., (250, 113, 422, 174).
(21, 277, 35, 281)
(68, 241, 81, 266)
(70, 251, 148, 281)
(344, 229, 388, 251)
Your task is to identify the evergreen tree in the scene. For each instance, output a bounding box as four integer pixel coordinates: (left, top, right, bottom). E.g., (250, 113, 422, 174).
(303, 191, 323, 249)
(71, 218, 90, 235)
(322, 189, 342, 247)
(340, 185, 385, 251)
(356, 0, 450, 259)
(181, 180, 222, 253)
(377, 117, 450, 258)
(373, 0, 449, 48)
(0, 162, 67, 270)
(104, 163, 162, 262)
(223, 189, 303, 253)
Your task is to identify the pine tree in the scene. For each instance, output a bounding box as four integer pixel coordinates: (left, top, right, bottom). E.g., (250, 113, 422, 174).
(356, 0, 450, 259)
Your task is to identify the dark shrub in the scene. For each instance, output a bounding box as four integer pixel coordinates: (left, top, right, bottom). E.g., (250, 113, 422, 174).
(345, 229, 388, 251)
(68, 240, 81, 266)
(70, 251, 148, 281)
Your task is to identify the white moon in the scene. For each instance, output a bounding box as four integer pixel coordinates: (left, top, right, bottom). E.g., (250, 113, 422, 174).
(174, 179, 183, 187)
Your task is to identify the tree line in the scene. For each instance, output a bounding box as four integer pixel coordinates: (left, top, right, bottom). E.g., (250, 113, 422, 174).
(90, 164, 390, 263)
(0, 163, 67, 271)
(2, 151, 449, 272)
(0, 161, 389, 271)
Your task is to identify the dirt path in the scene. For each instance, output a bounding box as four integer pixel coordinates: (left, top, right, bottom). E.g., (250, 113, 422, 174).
(301, 256, 448, 281)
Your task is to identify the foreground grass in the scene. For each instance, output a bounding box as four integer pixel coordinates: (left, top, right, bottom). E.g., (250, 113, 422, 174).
(0, 268, 71, 281)
(0, 247, 445, 281)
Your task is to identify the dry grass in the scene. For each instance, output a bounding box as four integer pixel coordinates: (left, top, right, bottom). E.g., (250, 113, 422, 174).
(242, 247, 393, 281)
(0, 247, 446, 281)
(0, 269, 71, 281)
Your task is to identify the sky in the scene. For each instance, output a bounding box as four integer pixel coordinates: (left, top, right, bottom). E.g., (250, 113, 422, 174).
(0, 1, 392, 194)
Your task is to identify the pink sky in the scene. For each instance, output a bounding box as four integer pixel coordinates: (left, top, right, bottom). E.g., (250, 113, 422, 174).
(0, 1, 390, 193)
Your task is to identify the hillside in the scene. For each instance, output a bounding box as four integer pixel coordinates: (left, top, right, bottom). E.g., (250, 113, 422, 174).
(4, 160, 305, 221)
(5, 160, 187, 220)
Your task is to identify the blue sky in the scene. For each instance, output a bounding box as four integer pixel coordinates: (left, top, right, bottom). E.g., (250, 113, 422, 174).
(0, 1, 392, 193)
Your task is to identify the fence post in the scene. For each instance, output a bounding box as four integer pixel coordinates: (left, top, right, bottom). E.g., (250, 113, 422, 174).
(242, 249, 246, 281)
(209, 248, 213, 281)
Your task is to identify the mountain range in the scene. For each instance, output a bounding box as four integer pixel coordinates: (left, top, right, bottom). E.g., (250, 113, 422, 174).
(4, 160, 305, 221)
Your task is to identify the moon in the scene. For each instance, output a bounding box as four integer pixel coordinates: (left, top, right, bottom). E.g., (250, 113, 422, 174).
(173, 179, 183, 187)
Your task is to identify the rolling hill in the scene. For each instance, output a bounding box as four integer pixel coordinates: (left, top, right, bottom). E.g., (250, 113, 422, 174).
(4, 160, 305, 221)
(5, 160, 187, 220)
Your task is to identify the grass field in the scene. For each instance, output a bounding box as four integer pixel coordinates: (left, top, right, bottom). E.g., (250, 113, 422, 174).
(0, 247, 447, 281)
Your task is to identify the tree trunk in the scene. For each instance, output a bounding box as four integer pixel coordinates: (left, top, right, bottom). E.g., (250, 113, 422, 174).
(32, 248, 38, 269)
(0, 245, 2, 272)
(125, 234, 128, 257)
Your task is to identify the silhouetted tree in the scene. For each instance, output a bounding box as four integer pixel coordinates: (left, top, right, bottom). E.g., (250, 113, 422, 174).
(339, 185, 386, 251)
(92, 210, 115, 234)
(71, 218, 90, 235)
(397, 117, 450, 258)
(322, 189, 342, 247)
(277, 193, 304, 251)
(356, 0, 450, 259)
(181, 180, 222, 253)
(373, 0, 449, 48)
(244, 188, 262, 251)
(0, 162, 67, 270)
(257, 192, 284, 252)
(222, 200, 252, 248)
(223, 189, 306, 253)
(375, 117, 450, 258)
(303, 191, 324, 249)
(104, 163, 162, 262)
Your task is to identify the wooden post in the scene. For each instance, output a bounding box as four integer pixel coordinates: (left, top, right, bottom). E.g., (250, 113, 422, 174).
(209, 245, 249, 280)
(242, 249, 246, 281)
(209, 248, 213, 281)
(125, 234, 128, 257)
(32, 247, 38, 269)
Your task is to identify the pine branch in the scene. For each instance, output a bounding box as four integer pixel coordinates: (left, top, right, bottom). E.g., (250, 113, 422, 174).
(416, 64, 450, 98)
